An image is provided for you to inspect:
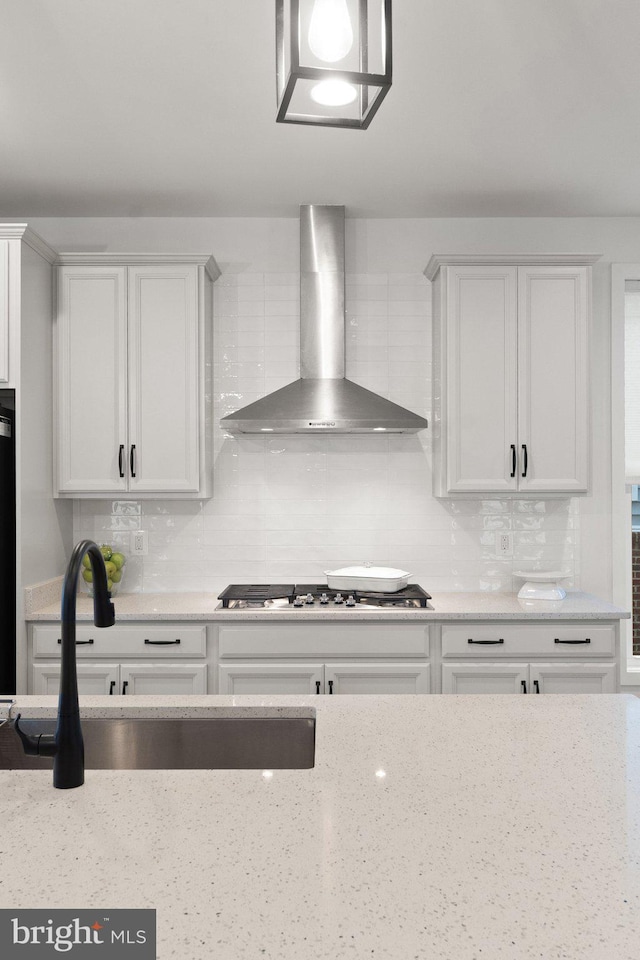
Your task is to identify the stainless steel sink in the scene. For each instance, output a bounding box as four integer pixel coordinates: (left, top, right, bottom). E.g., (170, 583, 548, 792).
(0, 716, 315, 770)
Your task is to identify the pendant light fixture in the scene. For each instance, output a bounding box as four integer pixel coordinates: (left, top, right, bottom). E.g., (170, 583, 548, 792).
(275, 0, 392, 129)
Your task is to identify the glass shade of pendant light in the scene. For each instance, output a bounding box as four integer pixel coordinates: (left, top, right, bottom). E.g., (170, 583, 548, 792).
(275, 0, 392, 129)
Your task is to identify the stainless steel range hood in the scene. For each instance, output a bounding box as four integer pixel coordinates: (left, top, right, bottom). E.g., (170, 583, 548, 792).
(220, 205, 428, 434)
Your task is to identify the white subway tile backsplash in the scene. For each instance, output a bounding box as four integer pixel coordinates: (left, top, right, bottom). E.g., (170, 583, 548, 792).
(264, 272, 298, 286)
(75, 269, 583, 595)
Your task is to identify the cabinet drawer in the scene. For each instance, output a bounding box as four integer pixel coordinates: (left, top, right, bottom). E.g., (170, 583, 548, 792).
(441, 623, 615, 658)
(33, 623, 206, 659)
(217, 623, 429, 659)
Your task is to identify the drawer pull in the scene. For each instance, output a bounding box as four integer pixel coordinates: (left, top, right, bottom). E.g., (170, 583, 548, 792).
(554, 638, 591, 645)
(58, 638, 94, 645)
(533, 680, 540, 693)
(328, 680, 334, 694)
(122, 681, 128, 695)
(521, 680, 527, 694)
(467, 638, 504, 645)
(109, 681, 115, 695)
(315, 681, 321, 694)
(144, 638, 181, 645)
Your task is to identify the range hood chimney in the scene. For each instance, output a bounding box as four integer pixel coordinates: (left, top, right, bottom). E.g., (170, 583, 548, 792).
(220, 205, 428, 434)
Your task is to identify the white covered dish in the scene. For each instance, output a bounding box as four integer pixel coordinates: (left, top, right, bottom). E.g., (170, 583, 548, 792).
(324, 565, 411, 593)
(513, 570, 570, 601)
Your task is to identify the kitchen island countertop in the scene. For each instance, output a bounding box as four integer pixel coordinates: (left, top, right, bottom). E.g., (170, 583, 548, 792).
(1, 693, 640, 959)
(24, 582, 630, 621)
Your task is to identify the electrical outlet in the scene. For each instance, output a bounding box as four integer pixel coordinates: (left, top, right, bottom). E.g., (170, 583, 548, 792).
(496, 531, 513, 557)
(131, 530, 148, 556)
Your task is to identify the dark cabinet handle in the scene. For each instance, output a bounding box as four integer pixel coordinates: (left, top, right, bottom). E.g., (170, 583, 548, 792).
(130, 444, 136, 478)
(144, 638, 181, 646)
(510, 444, 516, 478)
(328, 680, 334, 694)
(522, 444, 528, 477)
(122, 681, 128, 695)
(533, 680, 540, 694)
(468, 638, 504, 645)
(315, 681, 321, 694)
(521, 680, 527, 694)
(554, 638, 591, 645)
(58, 638, 94, 645)
(109, 681, 116, 695)
(118, 444, 125, 478)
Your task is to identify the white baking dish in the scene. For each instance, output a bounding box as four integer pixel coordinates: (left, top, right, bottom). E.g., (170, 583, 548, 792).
(324, 565, 411, 593)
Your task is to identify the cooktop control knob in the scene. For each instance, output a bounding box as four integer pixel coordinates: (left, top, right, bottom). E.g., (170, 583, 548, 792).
(305, 593, 315, 604)
(334, 593, 344, 604)
(293, 596, 304, 607)
(345, 595, 356, 607)
(319, 593, 329, 604)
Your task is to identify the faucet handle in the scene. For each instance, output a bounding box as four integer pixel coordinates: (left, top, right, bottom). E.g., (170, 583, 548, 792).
(12, 714, 57, 757)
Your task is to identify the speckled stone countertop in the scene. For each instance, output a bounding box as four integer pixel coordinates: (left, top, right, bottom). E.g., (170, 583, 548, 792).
(2, 693, 640, 959)
(24, 584, 630, 621)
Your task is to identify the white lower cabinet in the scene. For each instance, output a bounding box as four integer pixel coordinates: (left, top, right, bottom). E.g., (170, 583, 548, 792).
(33, 662, 207, 696)
(218, 662, 430, 695)
(30, 623, 208, 695)
(442, 661, 616, 694)
(216, 623, 432, 695)
(29, 617, 620, 698)
(440, 621, 618, 694)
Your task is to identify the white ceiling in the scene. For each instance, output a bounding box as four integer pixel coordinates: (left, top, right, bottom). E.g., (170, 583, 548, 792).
(3, 0, 640, 218)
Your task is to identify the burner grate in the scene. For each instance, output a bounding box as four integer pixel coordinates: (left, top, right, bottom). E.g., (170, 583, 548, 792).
(218, 584, 295, 609)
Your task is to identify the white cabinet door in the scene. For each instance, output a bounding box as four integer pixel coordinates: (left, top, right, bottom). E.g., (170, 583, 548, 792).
(0, 240, 9, 382)
(127, 265, 200, 493)
(56, 266, 128, 494)
(442, 662, 528, 694)
(444, 266, 518, 494)
(517, 267, 589, 493)
(529, 663, 616, 694)
(218, 663, 324, 695)
(431, 257, 593, 497)
(33, 662, 119, 695)
(120, 663, 207, 695)
(324, 662, 431, 694)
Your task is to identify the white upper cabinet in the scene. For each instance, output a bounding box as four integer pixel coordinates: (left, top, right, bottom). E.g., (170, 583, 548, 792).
(54, 254, 219, 498)
(426, 254, 600, 497)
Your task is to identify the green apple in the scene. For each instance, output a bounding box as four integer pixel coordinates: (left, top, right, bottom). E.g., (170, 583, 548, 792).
(111, 569, 122, 583)
(82, 569, 93, 583)
(107, 579, 113, 592)
(111, 552, 126, 570)
(104, 560, 117, 578)
(100, 544, 113, 561)
(82, 554, 91, 570)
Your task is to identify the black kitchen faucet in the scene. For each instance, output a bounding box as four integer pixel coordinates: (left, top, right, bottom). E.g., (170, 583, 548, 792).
(13, 540, 115, 788)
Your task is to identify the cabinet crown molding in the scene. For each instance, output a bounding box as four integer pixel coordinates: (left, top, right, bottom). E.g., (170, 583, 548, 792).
(0, 224, 58, 263)
(56, 251, 221, 282)
(424, 253, 602, 282)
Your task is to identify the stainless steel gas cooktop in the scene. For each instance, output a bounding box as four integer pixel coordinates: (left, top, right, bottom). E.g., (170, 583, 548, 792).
(217, 583, 432, 610)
